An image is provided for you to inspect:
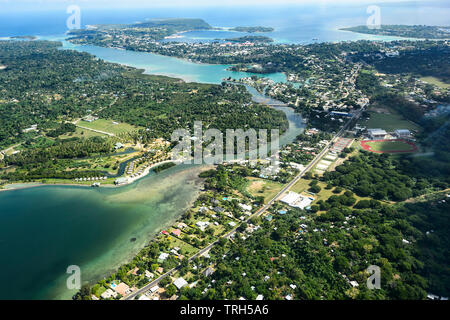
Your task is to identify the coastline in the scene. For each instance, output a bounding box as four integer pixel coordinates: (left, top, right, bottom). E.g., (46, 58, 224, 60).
(0, 160, 183, 192)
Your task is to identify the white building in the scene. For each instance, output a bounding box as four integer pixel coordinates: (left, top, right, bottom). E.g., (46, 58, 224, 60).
(367, 128, 387, 140)
(173, 277, 188, 290)
(395, 129, 412, 138)
(280, 191, 314, 209)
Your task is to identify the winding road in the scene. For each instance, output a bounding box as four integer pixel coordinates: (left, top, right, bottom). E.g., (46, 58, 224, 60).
(124, 102, 365, 300)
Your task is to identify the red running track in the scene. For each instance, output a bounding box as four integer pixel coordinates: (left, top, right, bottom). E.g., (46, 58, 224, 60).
(360, 139, 418, 154)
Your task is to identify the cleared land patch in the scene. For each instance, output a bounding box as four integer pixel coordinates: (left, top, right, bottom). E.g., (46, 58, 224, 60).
(420, 76, 450, 89)
(247, 177, 284, 204)
(78, 119, 143, 135)
(362, 111, 421, 132)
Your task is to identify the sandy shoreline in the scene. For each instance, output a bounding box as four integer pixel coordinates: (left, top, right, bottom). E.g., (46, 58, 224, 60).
(0, 160, 184, 192)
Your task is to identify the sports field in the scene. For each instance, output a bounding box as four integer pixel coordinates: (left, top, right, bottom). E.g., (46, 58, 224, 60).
(361, 139, 418, 154)
(361, 111, 421, 132)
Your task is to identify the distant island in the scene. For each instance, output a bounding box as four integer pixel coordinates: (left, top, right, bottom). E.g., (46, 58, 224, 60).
(341, 25, 450, 39)
(230, 26, 274, 33)
(68, 18, 212, 42)
(10, 35, 37, 40)
(224, 35, 274, 43)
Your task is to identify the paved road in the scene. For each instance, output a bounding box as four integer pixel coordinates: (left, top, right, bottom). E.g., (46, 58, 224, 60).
(125, 98, 366, 300)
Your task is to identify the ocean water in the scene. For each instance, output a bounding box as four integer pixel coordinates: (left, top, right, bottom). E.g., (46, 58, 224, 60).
(0, 1, 448, 300)
(60, 40, 287, 84)
(0, 164, 205, 300)
(1, 1, 449, 42)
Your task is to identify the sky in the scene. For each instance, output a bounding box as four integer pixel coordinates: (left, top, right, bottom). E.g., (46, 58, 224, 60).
(0, 0, 434, 10)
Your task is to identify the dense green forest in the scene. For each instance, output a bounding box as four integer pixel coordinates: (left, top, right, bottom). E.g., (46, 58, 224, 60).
(1, 137, 113, 181)
(0, 40, 289, 183)
(180, 190, 449, 300)
(322, 151, 449, 201)
(372, 45, 450, 83)
(98, 82, 288, 141)
(0, 40, 287, 148)
(0, 40, 119, 148)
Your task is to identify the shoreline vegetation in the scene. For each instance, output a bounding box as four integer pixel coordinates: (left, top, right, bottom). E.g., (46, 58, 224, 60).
(340, 25, 450, 40)
(229, 26, 274, 33)
(223, 35, 274, 43)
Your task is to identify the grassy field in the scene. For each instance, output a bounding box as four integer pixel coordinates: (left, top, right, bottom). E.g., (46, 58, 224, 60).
(78, 119, 143, 135)
(291, 180, 340, 204)
(247, 177, 284, 204)
(362, 139, 418, 153)
(166, 235, 198, 256)
(60, 127, 108, 139)
(361, 111, 421, 132)
(420, 76, 450, 89)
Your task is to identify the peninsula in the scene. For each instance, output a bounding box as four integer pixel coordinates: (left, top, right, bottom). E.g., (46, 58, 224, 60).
(341, 25, 450, 39)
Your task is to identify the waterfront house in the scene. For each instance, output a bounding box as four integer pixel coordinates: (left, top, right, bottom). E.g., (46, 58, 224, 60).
(113, 282, 130, 296)
(101, 289, 117, 299)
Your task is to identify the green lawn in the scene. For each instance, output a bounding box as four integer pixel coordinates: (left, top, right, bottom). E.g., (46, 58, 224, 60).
(291, 180, 341, 204)
(247, 177, 285, 204)
(78, 119, 143, 135)
(60, 127, 108, 139)
(364, 140, 416, 152)
(167, 233, 200, 256)
(360, 111, 421, 132)
(420, 76, 450, 89)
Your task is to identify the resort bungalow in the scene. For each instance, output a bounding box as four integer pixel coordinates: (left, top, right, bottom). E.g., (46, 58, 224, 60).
(367, 128, 387, 140)
(114, 177, 129, 185)
(114, 142, 124, 150)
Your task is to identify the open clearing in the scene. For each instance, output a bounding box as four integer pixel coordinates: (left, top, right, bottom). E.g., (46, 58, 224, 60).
(420, 76, 450, 89)
(78, 119, 143, 135)
(360, 111, 421, 132)
(247, 177, 284, 204)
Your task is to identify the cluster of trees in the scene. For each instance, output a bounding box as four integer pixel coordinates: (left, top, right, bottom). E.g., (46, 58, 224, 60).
(99, 82, 288, 142)
(356, 70, 425, 124)
(153, 162, 176, 173)
(322, 152, 447, 201)
(46, 123, 76, 138)
(281, 132, 333, 165)
(0, 137, 112, 181)
(0, 40, 120, 148)
(402, 197, 450, 297)
(373, 44, 450, 83)
(342, 25, 450, 40)
(0, 40, 289, 183)
(181, 197, 431, 300)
